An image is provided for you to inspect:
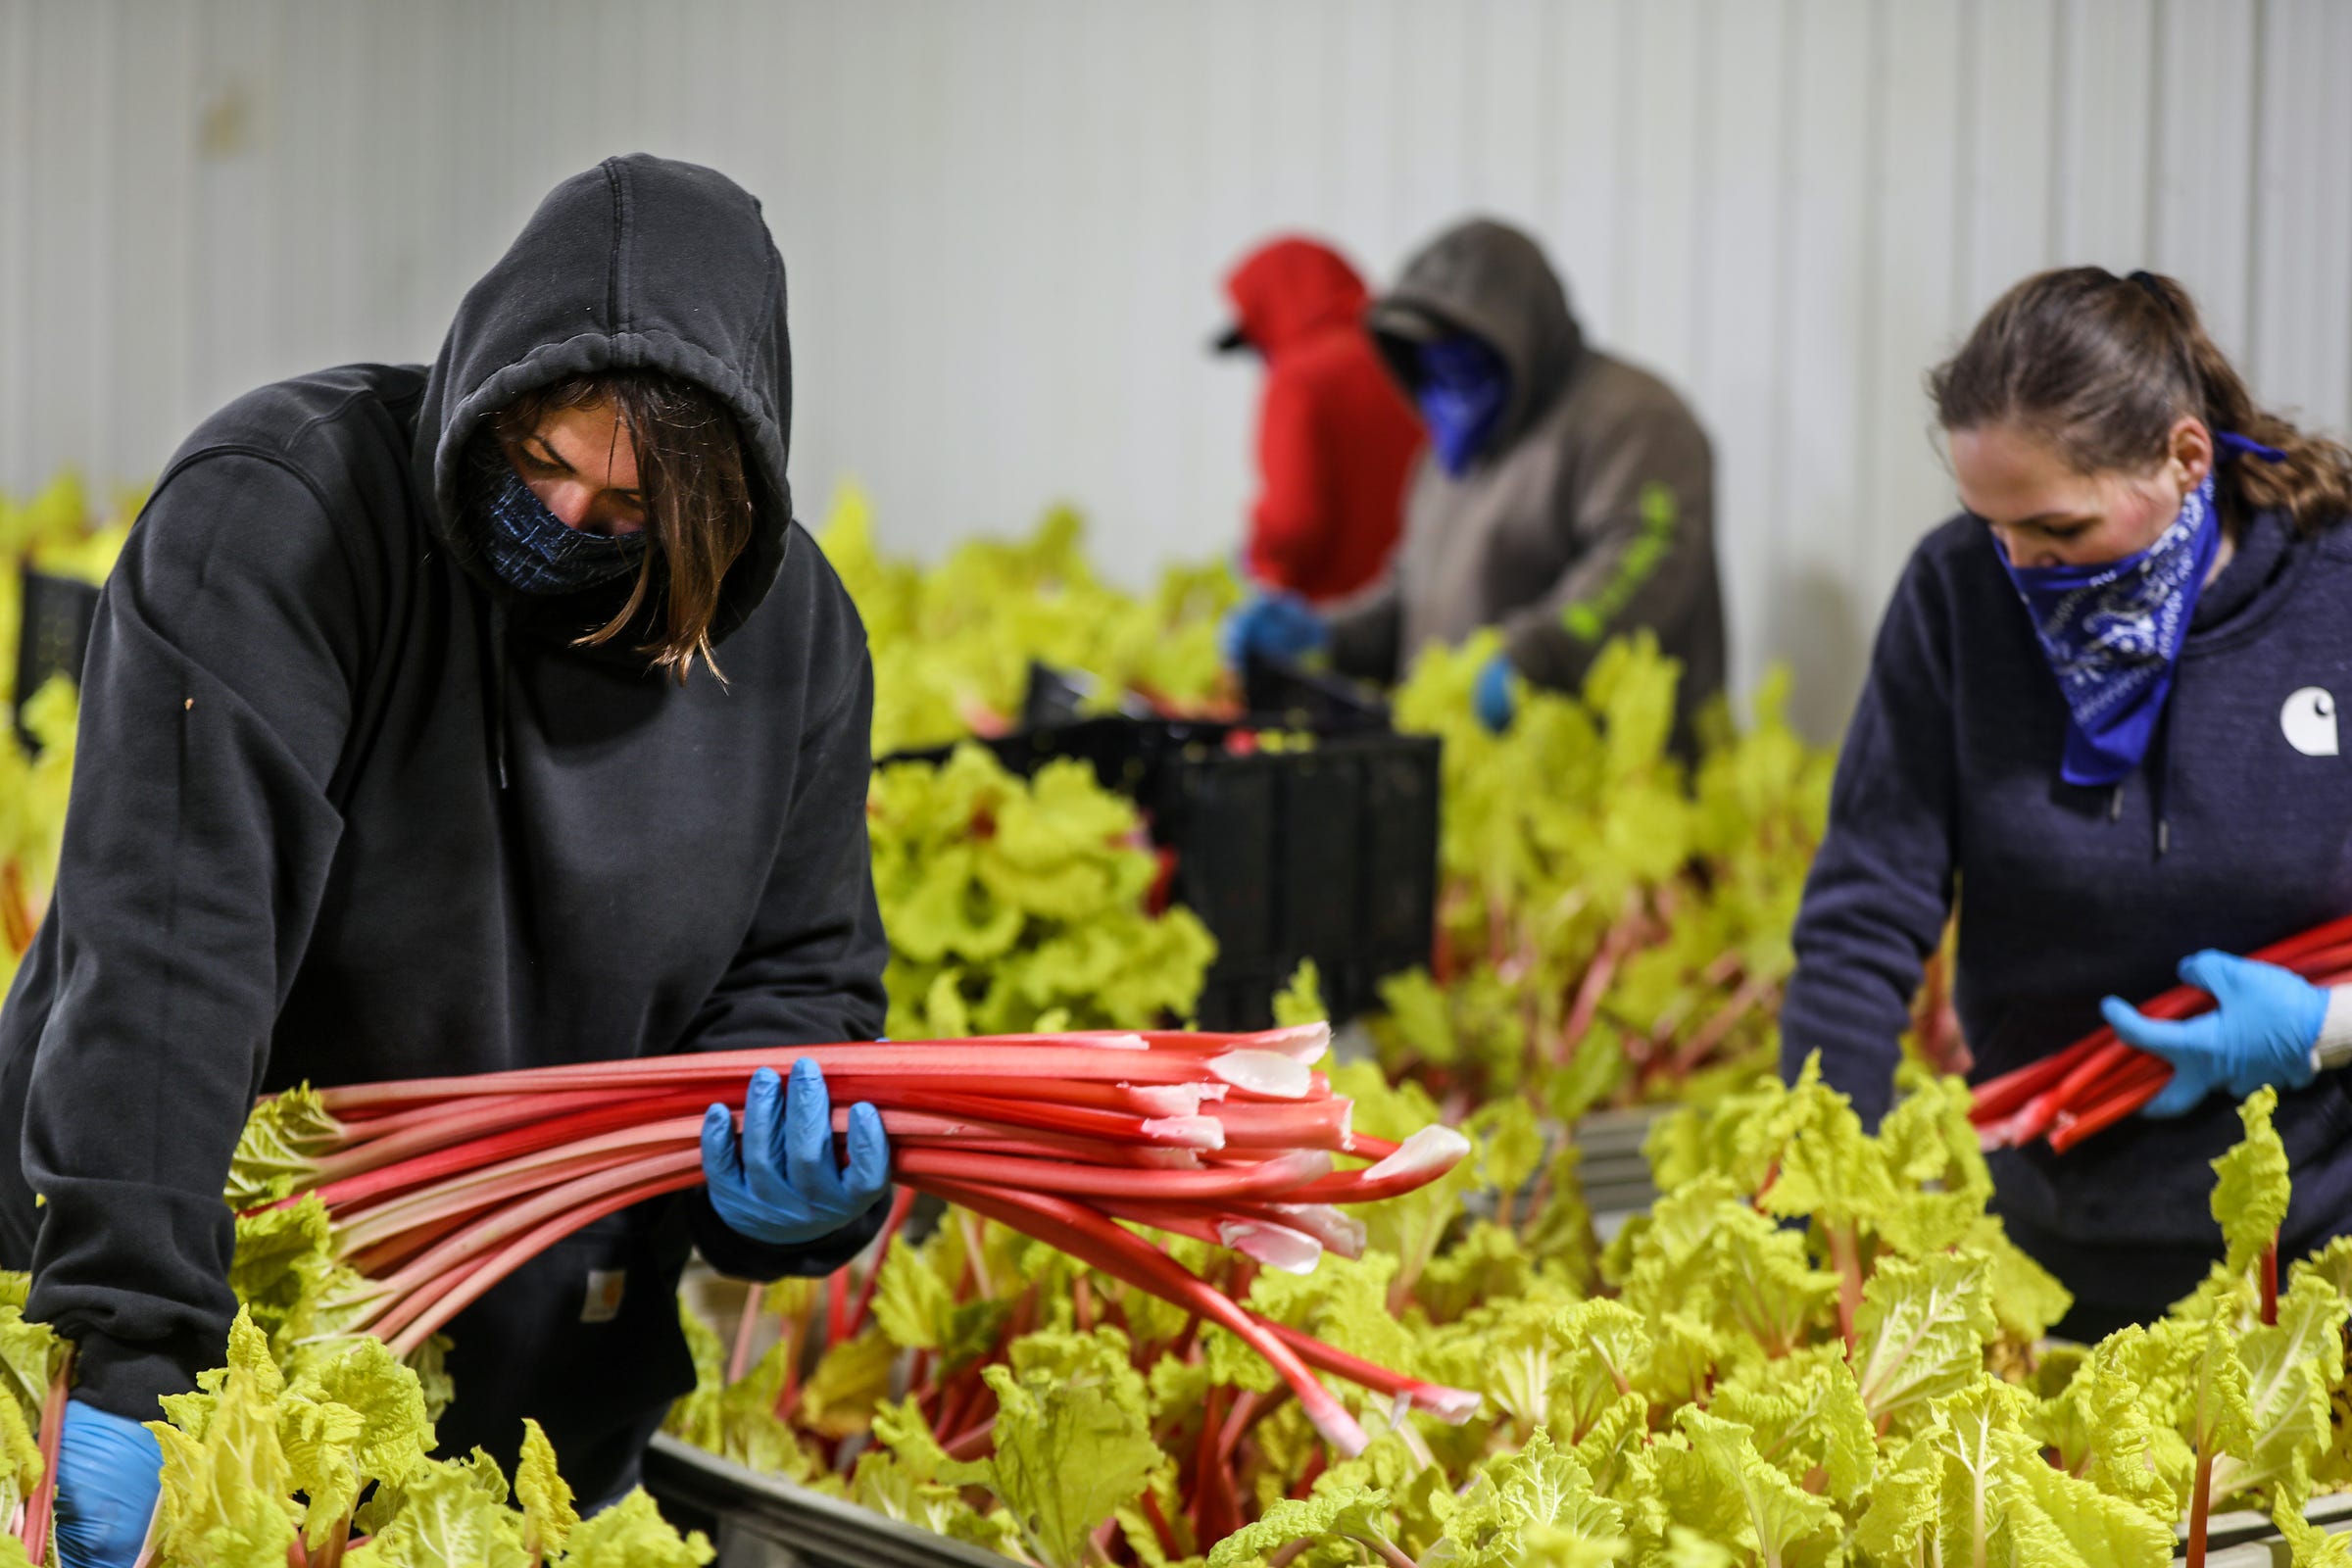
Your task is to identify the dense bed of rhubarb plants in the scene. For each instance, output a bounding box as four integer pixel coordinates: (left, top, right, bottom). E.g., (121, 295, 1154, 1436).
(1369, 632, 1836, 1118)
(817, 483, 1242, 758)
(0, 1271, 714, 1566)
(868, 742, 1217, 1041)
(668, 1034, 2352, 1568)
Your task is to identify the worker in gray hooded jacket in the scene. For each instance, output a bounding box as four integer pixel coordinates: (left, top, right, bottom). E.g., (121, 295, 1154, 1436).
(1224, 219, 1726, 735)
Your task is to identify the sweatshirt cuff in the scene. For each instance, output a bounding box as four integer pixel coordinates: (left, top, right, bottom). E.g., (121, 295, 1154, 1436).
(685, 1189, 890, 1283)
(2314, 986, 2352, 1072)
(65, 1328, 204, 1425)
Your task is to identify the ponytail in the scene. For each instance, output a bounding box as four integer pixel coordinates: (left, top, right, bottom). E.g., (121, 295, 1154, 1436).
(1931, 267, 2352, 535)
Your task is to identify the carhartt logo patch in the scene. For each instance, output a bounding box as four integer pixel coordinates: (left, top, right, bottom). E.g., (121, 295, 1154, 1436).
(2281, 687, 2339, 758)
(581, 1268, 627, 1323)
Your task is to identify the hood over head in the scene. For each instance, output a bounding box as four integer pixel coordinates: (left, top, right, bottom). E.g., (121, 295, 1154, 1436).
(1366, 218, 1586, 450)
(1214, 236, 1373, 358)
(414, 154, 795, 649)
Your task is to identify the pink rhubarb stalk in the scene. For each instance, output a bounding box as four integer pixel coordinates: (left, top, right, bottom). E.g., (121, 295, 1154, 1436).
(1279, 1127, 1470, 1203)
(20, 1345, 70, 1563)
(889, 1147, 1329, 1202)
(914, 1175, 1372, 1455)
(1259, 1322, 1481, 1423)
(314, 1040, 1302, 1113)
(383, 1163, 706, 1355)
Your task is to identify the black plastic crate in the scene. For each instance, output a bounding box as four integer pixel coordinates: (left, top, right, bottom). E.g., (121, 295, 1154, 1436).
(1017, 659, 1159, 729)
(644, 1434, 999, 1568)
(1240, 651, 1394, 735)
(15, 566, 100, 752)
(887, 662, 1441, 1031)
(1152, 734, 1439, 1028)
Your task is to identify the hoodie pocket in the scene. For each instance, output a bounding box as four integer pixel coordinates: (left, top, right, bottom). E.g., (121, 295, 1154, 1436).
(428, 1200, 700, 1502)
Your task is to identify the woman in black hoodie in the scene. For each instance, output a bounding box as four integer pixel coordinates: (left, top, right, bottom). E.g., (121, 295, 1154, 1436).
(0, 156, 893, 1561)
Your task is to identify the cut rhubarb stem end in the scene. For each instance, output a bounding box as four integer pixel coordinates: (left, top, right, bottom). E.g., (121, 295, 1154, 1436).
(1367, 1126, 1472, 1184)
(1244, 1022, 1334, 1064)
(1207, 1050, 1313, 1099)
(1218, 1221, 1322, 1275)
(1140, 1115, 1227, 1151)
(1262, 1203, 1367, 1258)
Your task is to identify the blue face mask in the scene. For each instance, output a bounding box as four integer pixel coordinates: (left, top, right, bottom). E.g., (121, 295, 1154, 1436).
(475, 462, 650, 598)
(1414, 335, 1509, 478)
(1999, 471, 2220, 786)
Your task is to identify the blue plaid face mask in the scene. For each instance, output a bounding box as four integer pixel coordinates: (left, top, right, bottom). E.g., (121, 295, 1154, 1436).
(476, 462, 650, 598)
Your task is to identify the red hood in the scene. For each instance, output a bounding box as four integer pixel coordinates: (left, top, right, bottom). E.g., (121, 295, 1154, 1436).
(1223, 237, 1371, 357)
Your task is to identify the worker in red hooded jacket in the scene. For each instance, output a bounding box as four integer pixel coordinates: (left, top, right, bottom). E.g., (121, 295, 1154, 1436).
(1213, 237, 1425, 603)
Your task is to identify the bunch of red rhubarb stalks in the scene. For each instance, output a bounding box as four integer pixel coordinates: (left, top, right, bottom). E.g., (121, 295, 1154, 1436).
(240, 1024, 1480, 1454)
(1971, 912, 2352, 1152)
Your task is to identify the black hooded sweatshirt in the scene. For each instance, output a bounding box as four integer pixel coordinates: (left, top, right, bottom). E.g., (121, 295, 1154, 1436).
(0, 155, 889, 1498)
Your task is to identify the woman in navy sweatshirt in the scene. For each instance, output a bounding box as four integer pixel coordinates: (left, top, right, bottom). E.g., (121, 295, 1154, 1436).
(1781, 267, 2352, 1340)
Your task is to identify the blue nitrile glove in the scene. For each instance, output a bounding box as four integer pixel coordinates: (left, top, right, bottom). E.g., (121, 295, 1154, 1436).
(55, 1400, 162, 1568)
(2102, 951, 2327, 1119)
(1219, 592, 1327, 669)
(701, 1059, 891, 1247)
(1473, 653, 1516, 732)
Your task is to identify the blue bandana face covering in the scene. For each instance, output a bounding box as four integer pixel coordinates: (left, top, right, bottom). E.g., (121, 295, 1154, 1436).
(1999, 471, 2220, 786)
(476, 462, 650, 598)
(1414, 335, 1509, 478)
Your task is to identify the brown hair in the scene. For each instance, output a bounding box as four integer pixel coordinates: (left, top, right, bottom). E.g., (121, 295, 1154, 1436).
(1930, 267, 2352, 534)
(480, 369, 756, 681)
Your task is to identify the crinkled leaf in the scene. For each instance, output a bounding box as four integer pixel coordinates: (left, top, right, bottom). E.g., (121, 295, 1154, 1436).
(1654, 1408, 1838, 1568)
(2180, 1310, 2258, 1465)
(550, 1490, 713, 1568)
(1543, 1298, 1649, 1444)
(2014, 1454, 2179, 1568)
(515, 1418, 579, 1560)
(1964, 1213, 2075, 1346)
(146, 1310, 302, 1568)
(225, 1085, 341, 1206)
(2214, 1087, 2292, 1280)
(1204, 1484, 1393, 1568)
(938, 1361, 1163, 1568)
(291, 1334, 435, 1498)
(1712, 1346, 1875, 1508)
(1850, 1251, 1996, 1431)
(228, 1193, 340, 1356)
(2275, 1504, 2352, 1566)
(1756, 1066, 1897, 1232)
(1434, 1429, 1624, 1568)
(1570, 1393, 1650, 1498)
(2207, 1270, 2348, 1507)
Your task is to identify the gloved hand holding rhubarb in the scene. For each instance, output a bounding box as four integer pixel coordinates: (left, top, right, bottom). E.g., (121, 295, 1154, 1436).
(2101, 950, 2330, 1118)
(234, 1024, 1478, 1454)
(1219, 591, 1327, 668)
(701, 1058, 891, 1247)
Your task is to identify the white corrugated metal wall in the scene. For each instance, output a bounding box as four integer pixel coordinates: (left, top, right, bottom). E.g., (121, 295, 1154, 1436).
(2, 0, 2347, 737)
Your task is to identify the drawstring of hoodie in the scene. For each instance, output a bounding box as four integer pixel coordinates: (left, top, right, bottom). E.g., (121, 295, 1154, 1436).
(2151, 703, 2174, 858)
(486, 598, 512, 792)
(2110, 679, 2179, 858)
